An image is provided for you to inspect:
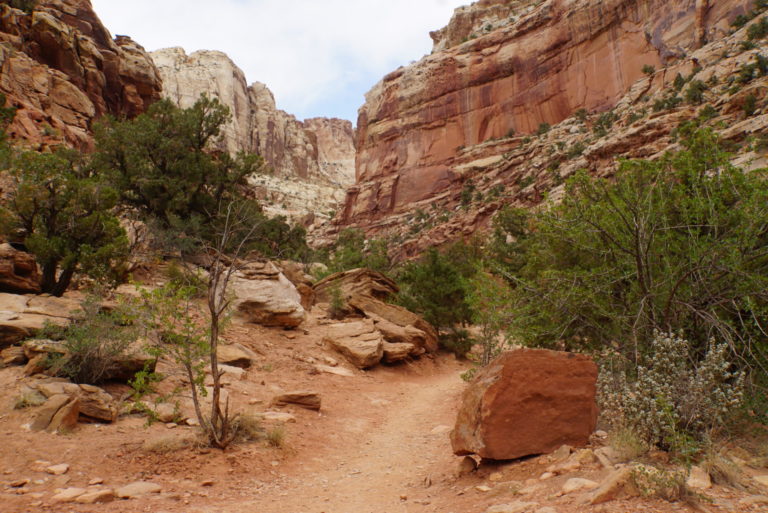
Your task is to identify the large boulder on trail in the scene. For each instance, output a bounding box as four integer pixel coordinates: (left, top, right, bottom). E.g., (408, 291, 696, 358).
(231, 261, 306, 328)
(314, 268, 438, 352)
(0, 244, 40, 294)
(451, 348, 599, 460)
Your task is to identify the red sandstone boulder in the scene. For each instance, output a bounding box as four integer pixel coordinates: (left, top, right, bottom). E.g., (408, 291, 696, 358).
(0, 244, 40, 294)
(451, 348, 598, 460)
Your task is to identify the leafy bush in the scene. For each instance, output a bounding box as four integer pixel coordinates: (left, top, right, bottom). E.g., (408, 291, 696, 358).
(324, 228, 390, 276)
(598, 332, 745, 458)
(747, 17, 768, 40)
(6, 0, 36, 13)
(43, 296, 141, 384)
(642, 64, 656, 76)
(684, 80, 707, 105)
(495, 127, 768, 382)
(593, 111, 617, 137)
(744, 93, 758, 116)
(673, 73, 687, 91)
(653, 94, 683, 112)
(537, 122, 551, 135)
(396, 245, 476, 336)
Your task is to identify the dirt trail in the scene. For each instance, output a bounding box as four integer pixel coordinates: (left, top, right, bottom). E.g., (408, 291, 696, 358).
(205, 362, 467, 513)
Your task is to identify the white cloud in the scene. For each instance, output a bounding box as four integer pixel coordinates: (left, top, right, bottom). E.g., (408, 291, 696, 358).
(90, 0, 467, 122)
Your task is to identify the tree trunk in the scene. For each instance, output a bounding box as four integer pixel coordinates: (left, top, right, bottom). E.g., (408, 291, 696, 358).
(40, 261, 58, 294)
(51, 265, 75, 297)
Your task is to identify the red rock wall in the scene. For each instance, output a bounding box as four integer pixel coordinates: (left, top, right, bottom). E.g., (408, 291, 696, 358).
(0, 0, 161, 149)
(341, 0, 752, 229)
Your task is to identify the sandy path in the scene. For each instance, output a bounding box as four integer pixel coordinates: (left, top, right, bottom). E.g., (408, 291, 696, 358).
(200, 362, 466, 513)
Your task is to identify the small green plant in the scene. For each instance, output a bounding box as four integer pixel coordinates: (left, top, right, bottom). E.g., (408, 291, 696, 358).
(684, 80, 707, 105)
(506, 127, 516, 138)
(41, 295, 141, 385)
(166, 260, 207, 298)
(642, 64, 656, 76)
(460, 179, 476, 207)
(328, 284, 346, 320)
(566, 141, 586, 158)
(233, 413, 264, 442)
(653, 94, 683, 112)
(733, 14, 751, 28)
(598, 332, 745, 458)
(266, 425, 286, 448)
(697, 104, 719, 121)
(743, 93, 759, 116)
(593, 111, 617, 137)
(574, 108, 588, 122)
(747, 16, 768, 40)
(8, 0, 36, 13)
(13, 391, 46, 410)
(631, 465, 689, 502)
(517, 175, 534, 189)
(536, 122, 551, 135)
(673, 73, 687, 91)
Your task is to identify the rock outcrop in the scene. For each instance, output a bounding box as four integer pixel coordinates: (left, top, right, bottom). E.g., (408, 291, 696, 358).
(150, 48, 355, 220)
(0, 244, 40, 294)
(0, 293, 78, 347)
(230, 261, 306, 328)
(326, 0, 756, 256)
(451, 348, 598, 460)
(314, 268, 438, 353)
(0, 0, 162, 149)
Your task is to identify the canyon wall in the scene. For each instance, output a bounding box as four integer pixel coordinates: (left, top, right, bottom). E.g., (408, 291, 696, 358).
(337, 0, 753, 234)
(150, 48, 355, 220)
(0, 0, 161, 150)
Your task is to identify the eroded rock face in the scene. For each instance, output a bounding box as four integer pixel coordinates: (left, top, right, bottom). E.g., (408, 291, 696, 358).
(313, 268, 438, 353)
(334, 0, 752, 239)
(150, 48, 355, 220)
(0, 0, 162, 149)
(0, 244, 40, 294)
(451, 348, 598, 460)
(230, 261, 306, 328)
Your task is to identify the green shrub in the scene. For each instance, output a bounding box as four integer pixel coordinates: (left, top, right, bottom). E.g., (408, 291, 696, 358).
(684, 80, 707, 104)
(593, 111, 617, 137)
(328, 284, 346, 320)
(324, 228, 391, 275)
(733, 14, 751, 28)
(747, 17, 768, 40)
(744, 94, 758, 116)
(673, 73, 687, 91)
(653, 94, 683, 112)
(698, 104, 719, 121)
(642, 64, 656, 76)
(42, 296, 141, 385)
(536, 122, 551, 135)
(598, 332, 745, 458)
(495, 126, 768, 376)
(7, 0, 36, 13)
(574, 108, 588, 122)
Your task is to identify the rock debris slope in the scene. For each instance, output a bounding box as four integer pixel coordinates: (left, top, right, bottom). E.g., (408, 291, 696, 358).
(150, 47, 355, 221)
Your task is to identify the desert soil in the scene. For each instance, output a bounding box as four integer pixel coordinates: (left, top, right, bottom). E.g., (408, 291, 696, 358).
(0, 309, 762, 513)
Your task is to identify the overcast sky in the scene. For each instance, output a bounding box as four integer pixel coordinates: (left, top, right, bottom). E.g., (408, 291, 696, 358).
(91, 0, 467, 123)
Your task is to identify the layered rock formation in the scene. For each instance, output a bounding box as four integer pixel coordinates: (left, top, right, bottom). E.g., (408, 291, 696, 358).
(0, 0, 161, 149)
(328, 0, 756, 253)
(150, 48, 355, 220)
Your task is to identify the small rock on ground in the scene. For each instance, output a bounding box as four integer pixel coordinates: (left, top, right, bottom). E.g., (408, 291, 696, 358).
(115, 481, 162, 498)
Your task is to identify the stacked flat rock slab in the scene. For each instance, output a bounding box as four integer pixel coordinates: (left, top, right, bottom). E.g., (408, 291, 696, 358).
(314, 268, 438, 353)
(451, 348, 598, 460)
(323, 320, 384, 369)
(27, 379, 118, 430)
(231, 261, 306, 328)
(0, 293, 78, 348)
